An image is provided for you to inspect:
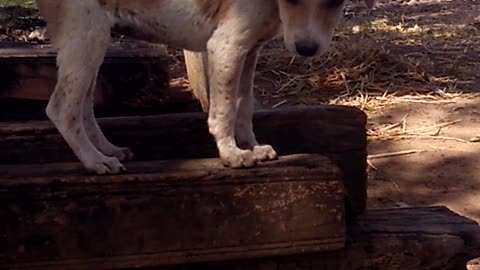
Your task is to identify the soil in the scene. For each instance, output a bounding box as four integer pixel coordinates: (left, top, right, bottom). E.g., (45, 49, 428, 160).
(353, 0, 480, 228)
(0, 1, 479, 267)
(337, 1, 480, 268)
(258, 1, 480, 252)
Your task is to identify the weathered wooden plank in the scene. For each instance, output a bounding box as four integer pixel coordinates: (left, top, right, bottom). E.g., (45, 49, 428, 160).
(0, 42, 167, 59)
(0, 154, 345, 270)
(0, 106, 366, 160)
(0, 105, 368, 215)
(341, 206, 480, 270)
(142, 207, 479, 270)
(0, 42, 192, 111)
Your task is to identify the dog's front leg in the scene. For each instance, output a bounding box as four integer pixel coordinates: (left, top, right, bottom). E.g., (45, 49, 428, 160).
(45, 8, 126, 175)
(47, 51, 126, 175)
(235, 48, 278, 162)
(206, 30, 256, 168)
(83, 75, 134, 161)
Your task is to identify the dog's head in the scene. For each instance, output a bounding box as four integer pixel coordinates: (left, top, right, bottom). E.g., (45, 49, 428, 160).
(277, 0, 375, 57)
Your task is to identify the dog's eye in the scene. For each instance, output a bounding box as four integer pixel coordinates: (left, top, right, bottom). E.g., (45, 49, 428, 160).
(286, 0, 300, 5)
(326, 0, 344, 8)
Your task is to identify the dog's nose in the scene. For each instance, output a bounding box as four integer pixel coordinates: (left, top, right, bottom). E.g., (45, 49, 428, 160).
(295, 41, 319, 57)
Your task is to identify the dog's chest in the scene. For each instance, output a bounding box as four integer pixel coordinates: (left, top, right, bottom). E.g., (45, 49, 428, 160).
(108, 1, 216, 51)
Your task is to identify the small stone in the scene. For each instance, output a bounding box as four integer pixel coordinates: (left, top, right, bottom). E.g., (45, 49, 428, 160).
(469, 136, 480, 143)
(28, 27, 47, 41)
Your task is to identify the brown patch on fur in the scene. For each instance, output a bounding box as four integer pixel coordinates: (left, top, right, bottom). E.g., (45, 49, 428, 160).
(253, 5, 281, 47)
(277, 0, 345, 35)
(316, 2, 345, 32)
(197, 0, 233, 23)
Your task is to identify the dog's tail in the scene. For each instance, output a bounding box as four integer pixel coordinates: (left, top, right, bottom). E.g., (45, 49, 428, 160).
(35, 0, 64, 46)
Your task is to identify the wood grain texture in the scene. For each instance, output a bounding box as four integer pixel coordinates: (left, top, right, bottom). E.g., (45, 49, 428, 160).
(343, 206, 480, 270)
(0, 154, 345, 270)
(138, 207, 479, 270)
(0, 42, 182, 110)
(0, 105, 368, 215)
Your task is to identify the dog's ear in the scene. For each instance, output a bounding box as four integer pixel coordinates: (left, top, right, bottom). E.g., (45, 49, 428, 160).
(364, 0, 376, 8)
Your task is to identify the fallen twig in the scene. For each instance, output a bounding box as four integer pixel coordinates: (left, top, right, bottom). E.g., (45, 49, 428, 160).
(367, 159, 378, 170)
(393, 135, 471, 143)
(368, 149, 424, 160)
(402, 120, 462, 134)
(271, 100, 288, 109)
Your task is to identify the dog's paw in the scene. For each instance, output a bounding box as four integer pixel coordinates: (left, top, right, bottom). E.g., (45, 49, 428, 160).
(221, 148, 256, 168)
(253, 144, 278, 162)
(84, 156, 127, 175)
(107, 147, 135, 161)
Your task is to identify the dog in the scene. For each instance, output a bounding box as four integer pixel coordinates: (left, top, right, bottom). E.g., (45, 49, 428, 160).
(35, 0, 375, 175)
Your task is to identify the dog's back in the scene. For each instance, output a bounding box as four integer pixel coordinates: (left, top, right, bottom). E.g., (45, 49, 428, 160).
(36, 0, 237, 52)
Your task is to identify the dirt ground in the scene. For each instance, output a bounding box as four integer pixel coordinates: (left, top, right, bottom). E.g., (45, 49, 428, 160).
(259, 1, 480, 266)
(250, 0, 480, 267)
(251, 0, 480, 227)
(1, 0, 480, 267)
(251, 0, 480, 217)
(255, 1, 480, 267)
(347, 1, 480, 223)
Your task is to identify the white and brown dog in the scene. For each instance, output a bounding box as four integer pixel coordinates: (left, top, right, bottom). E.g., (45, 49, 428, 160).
(36, 0, 375, 175)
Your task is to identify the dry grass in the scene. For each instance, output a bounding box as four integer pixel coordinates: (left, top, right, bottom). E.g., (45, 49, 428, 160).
(247, 1, 480, 143)
(251, 0, 480, 110)
(254, 32, 479, 111)
(367, 114, 471, 142)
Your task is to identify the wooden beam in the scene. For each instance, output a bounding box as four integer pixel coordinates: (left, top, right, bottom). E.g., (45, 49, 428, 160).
(0, 42, 191, 111)
(154, 206, 479, 270)
(0, 154, 345, 270)
(342, 206, 480, 269)
(0, 105, 368, 216)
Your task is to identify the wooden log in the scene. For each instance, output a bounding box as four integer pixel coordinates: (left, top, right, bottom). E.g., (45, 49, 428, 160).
(0, 105, 368, 216)
(342, 206, 480, 270)
(0, 154, 346, 270)
(153, 207, 480, 270)
(0, 42, 200, 113)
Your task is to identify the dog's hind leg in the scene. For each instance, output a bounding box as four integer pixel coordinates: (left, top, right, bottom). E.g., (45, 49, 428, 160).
(235, 48, 277, 162)
(46, 3, 125, 174)
(83, 76, 134, 161)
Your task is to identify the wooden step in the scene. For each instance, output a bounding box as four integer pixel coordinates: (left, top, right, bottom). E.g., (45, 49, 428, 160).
(0, 105, 368, 269)
(0, 41, 201, 119)
(145, 206, 480, 270)
(0, 105, 368, 216)
(0, 154, 345, 269)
